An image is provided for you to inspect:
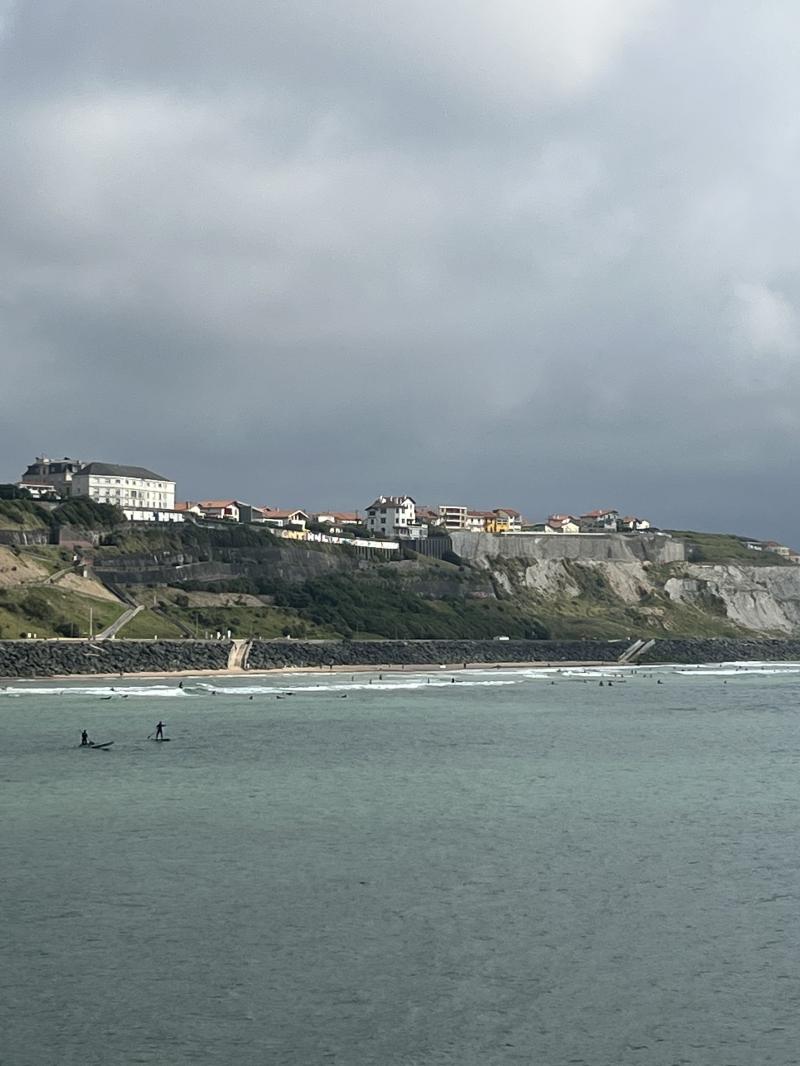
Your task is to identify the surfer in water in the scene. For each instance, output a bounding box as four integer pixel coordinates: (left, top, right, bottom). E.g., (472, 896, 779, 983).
(155, 721, 165, 740)
(81, 730, 89, 746)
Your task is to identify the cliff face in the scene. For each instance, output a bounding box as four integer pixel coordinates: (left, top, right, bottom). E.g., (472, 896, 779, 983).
(92, 539, 364, 587)
(663, 565, 800, 633)
(5, 526, 800, 642)
(457, 548, 800, 636)
(449, 531, 685, 564)
(92, 534, 800, 637)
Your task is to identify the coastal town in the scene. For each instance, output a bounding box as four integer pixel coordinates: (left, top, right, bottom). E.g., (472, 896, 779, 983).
(6, 453, 799, 561)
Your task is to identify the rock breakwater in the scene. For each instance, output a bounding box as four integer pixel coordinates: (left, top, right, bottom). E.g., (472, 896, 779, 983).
(3, 636, 800, 679)
(245, 639, 618, 670)
(0, 639, 232, 678)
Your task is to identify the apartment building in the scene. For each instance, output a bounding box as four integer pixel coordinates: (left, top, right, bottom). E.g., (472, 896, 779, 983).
(71, 462, 175, 511)
(365, 496, 416, 536)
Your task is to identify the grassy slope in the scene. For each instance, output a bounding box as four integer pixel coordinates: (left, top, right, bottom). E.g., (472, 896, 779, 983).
(0, 586, 183, 640)
(148, 589, 341, 640)
(0, 500, 50, 531)
(665, 530, 794, 566)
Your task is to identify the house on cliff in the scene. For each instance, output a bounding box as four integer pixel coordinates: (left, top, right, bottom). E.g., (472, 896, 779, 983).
(579, 509, 620, 532)
(619, 515, 651, 531)
(19, 455, 83, 498)
(493, 508, 523, 532)
(312, 511, 361, 530)
(365, 496, 416, 537)
(193, 500, 243, 521)
(545, 515, 580, 534)
(257, 508, 310, 530)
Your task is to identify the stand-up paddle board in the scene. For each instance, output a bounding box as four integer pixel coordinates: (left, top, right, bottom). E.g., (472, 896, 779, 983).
(80, 741, 114, 750)
(150, 737, 171, 742)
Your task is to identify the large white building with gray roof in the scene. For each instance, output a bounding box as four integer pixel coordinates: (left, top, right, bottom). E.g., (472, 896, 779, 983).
(71, 462, 176, 512)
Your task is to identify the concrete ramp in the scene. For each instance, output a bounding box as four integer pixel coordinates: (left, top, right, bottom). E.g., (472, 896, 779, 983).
(94, 604, 145, 640)
(227, 639, 253, 671)
(631, 639, 655, 662)
(618, 639, 644, 663)
(618, 638, 655, 663)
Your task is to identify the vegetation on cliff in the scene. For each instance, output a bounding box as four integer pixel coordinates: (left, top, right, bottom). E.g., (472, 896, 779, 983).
(665, 530, 793, 566)
(0, 586, 182, 640)
(0, 499, 50, 531)
(1, 521, 798, 641)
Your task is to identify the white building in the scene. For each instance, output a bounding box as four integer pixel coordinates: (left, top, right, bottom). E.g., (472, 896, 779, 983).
(365, 496, 416, 537)
(194, 500, 242, 522)
(438, 504, 467, 530)
(71, 462, 176, 512)
(545, 514, 580, 534)
(258, 508, 310, 529)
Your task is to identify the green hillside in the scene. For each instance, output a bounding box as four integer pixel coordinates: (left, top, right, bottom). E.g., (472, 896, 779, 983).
(0, 521, 795, 641)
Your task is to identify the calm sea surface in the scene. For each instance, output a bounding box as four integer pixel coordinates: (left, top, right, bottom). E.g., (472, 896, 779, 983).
(2, 663, 800, 1065)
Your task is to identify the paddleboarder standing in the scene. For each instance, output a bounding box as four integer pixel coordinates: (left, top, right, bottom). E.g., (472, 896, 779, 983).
(81, 730, 89, 746)
(155, 721, 165, 740)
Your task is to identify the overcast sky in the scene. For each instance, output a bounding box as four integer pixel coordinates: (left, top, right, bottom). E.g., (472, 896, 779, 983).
(2, 1, 799, 541)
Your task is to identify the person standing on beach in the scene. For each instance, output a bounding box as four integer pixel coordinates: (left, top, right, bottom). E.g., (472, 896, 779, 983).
(155, 721, 165, 739)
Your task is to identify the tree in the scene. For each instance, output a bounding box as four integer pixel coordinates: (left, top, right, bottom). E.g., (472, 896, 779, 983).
(0, 484, 31, 500)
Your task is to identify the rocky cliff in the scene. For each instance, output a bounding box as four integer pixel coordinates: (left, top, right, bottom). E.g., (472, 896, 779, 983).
(663, 564, 800, 633)
(3, 525, 800, 642)
(449, 531, 685, 564)
(460, 552, 800, 637)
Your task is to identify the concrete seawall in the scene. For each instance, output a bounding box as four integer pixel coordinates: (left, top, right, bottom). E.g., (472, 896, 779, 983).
(449, 531, 685, 564)
(3, 637, 800, 678)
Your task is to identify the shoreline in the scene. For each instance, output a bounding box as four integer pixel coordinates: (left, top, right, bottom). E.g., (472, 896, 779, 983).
(2, 660, 610, 683)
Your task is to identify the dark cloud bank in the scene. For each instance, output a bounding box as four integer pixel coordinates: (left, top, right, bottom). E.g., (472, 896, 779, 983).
(1, 1, 798, 542)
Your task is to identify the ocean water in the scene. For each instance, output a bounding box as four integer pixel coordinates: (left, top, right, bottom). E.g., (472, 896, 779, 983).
(2, 663, 800, 1065)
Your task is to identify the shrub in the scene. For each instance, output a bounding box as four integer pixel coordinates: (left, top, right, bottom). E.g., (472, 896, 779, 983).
(0, 484, 32, 500)
(53, 498, 124, 529)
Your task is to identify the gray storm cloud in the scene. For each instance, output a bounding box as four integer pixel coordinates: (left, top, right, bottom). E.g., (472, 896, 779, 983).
(1, 1, 798, 542)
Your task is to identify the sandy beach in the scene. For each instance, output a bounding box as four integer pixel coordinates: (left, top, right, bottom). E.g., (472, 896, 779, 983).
(4, 660, 609, 683)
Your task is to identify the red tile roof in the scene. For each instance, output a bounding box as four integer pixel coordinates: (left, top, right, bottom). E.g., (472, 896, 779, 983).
(262, 508, 308, 519)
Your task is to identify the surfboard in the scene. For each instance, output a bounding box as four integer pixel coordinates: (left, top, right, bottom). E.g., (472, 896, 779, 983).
(150, 737, 171, 742)
(90, 741, 114, 750)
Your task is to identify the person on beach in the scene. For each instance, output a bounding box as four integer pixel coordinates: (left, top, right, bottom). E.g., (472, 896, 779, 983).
(81, 730, 89, 746)
(155, 721, 165, 739)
